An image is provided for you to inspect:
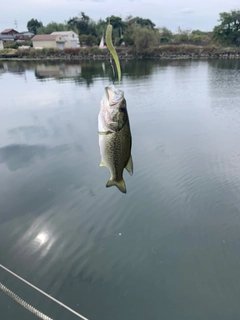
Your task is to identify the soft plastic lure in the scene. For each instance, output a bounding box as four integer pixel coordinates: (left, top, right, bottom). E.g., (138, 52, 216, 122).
(105, 24, 121, 84)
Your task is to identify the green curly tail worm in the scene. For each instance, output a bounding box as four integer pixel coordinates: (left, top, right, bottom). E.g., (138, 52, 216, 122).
(105, 24, 121, 84)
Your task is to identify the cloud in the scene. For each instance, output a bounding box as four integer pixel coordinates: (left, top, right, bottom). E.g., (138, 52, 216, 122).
(180, 8, 194, 15)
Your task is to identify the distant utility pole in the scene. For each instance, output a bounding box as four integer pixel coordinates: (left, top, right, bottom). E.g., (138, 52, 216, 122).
(14, 19, 18, 30)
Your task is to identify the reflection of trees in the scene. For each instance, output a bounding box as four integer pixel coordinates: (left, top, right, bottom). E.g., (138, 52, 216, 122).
(1, 59, 195, 86)
(121, 60, 155, 79)
(208, 59, 240, 70)
(73, 61, 106, 87)
(121, 60, 193, 79)
(208, 59, 240, 111)
(0, 61, 33, 75)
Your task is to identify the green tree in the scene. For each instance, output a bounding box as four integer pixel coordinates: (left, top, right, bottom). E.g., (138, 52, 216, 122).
(125, 16, 155, 29)
(95, 18, 107, 41)
(174, 27, 192, 42)
(27, 18, 43, 35)
(158, 27, 173, 42)
(37, 22, 75, 34)
(79, 34, 98, 46)
(212, 10, 240, 46)
(68, 12, 97, 36)
(130, 24, 158, 54)
(106, 15, 125, 36)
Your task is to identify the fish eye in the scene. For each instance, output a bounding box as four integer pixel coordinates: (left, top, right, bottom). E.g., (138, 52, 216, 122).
(120, 105, 126, 112)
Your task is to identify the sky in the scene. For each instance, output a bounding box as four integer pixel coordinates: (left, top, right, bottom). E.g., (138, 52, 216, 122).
(1, 0, 240, 33)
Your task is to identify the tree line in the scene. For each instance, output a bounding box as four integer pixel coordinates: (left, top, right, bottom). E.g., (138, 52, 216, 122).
(27, 9, 240, 52)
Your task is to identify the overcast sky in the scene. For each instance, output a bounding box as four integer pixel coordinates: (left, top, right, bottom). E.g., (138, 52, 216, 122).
(1, 0, 240, 33)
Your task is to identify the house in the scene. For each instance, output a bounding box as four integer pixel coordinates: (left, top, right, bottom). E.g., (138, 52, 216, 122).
(0, 34, 15, 42)
(15, 31, 35, 40)
(0, 29, 18, 42)
(51, 31, 80, 48)
(1, 28, 19, 36)
(32, 34, 66, 50)
(32, 31, 80, 49)
(20, 31, 34, 38)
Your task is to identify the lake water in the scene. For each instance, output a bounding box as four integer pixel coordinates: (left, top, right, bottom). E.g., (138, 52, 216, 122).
(1, 59, 240, 320)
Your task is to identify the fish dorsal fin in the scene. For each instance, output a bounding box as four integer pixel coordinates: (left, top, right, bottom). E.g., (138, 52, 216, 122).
(100, 160, 105, 167)
(125, 155, 133, 176)
(106, 179, 126, 194)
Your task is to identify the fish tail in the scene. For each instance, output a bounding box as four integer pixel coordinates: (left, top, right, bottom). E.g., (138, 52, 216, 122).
(106, 179, 126, 194)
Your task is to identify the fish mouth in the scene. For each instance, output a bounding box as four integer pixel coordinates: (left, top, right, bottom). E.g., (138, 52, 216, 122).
(104, 85, 124, 106)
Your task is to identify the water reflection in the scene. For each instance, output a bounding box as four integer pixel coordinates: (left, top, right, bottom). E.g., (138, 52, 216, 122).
(35, 231, 49, 245)
(208, 60, 240, 116)
(16, 215, 57, 261)
(2, 59, 240, 320)
(8, 126, 48, 141)
(0, 144, 69, 171)
(0, 144, 47, 171)
(208, 59, 240, 70)
(0, 61, 26, 76)
(0, 60, 198, 87)
(35, 63, 81, 79)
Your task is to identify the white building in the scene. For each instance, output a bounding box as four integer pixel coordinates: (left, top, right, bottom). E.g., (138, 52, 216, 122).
(0, 40, 4, 50)
(32, 34, 66, 50)
(51, 31, 80, 48)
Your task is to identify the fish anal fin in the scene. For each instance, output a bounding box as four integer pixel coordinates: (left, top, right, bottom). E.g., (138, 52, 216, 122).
(100, 160, 105, 167)
(106, 179, 126, 194)
(125, 155, 133, 176)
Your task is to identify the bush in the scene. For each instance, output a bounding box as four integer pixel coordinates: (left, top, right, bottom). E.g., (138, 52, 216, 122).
(154, 44, 202, 55)
(201, 45, 218, 53)
(90, 46, 107, 55)
(41, 48, 59, 55)
(64, 48, 81, 55)
(4, 42, 18, 49)
(79, 34, 98, 46)
(29, 49, 38, 58)
(17, 40, 33, 47)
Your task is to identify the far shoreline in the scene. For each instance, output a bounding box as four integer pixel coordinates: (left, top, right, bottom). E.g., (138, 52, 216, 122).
(1, 45, 240, 61)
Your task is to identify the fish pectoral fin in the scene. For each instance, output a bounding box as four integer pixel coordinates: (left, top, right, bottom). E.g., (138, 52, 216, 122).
(106, 179, 127, 194)
(100, 160, 105, 167)
(125, 155, 133, 176)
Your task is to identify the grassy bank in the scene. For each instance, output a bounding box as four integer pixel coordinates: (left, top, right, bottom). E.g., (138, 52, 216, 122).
(1, 45, 240, 60)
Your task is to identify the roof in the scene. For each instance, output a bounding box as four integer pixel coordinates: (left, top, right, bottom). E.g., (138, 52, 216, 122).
(51, 31, 77, 36)
(20, 31, 34, 34)
(1, 28, 18, 34)
(32, 34, 59, 41)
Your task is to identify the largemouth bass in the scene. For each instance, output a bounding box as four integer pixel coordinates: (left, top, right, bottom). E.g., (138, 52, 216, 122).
(98, 84, 133, 193)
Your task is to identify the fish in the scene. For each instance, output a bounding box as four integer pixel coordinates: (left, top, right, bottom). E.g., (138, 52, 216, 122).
(98, 84, 133, 193)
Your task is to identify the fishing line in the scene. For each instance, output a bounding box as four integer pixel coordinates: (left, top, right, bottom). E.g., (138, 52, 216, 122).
(0, 263, 89, 320)
(109, 55, 116, 84)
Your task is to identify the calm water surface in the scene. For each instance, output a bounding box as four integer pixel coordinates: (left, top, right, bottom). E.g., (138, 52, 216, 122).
(1, 59, 240, 319)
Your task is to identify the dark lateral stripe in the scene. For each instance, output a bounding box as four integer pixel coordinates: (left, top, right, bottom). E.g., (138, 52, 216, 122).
(98, 131, 114, 135)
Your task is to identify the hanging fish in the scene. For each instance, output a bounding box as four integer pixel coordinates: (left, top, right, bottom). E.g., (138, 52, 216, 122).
(98, 84, 133, 193)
